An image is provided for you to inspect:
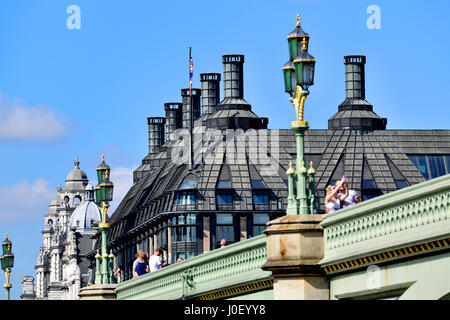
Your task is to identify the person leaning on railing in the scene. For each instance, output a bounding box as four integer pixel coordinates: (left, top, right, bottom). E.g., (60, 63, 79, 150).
(325, 177, 348, 213)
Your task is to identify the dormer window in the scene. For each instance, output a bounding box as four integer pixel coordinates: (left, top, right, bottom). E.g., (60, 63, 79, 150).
(178, 180, 197, 190)
(251, 180, 266, 189)
(174, 177, 197, 208)
(216, 180, 232, 209)
(174, 191, 196, 205)
(251, 180, 269, 210)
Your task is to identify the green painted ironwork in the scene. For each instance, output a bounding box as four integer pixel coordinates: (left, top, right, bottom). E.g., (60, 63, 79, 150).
(320, 174, 450, 269)
(115, 235, 270, 300)
(329, 252, 450, 300)
(93, 154, 115, 285)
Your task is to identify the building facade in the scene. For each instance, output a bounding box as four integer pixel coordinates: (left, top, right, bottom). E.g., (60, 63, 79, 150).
(93, 52, 450, 283)
(23, 158, 105, 300)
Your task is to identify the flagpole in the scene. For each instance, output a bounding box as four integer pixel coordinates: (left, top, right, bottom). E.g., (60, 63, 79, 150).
(189, 47, 194, 171)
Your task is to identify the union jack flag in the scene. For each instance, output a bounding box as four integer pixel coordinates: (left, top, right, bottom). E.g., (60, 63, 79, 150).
(189, 47, 193, 95)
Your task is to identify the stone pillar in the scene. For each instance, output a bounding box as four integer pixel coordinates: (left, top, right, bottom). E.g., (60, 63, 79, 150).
(167, 225, 172, 265)
(203, 216, 211, 253)
(149, 235, 153, 256)
(153, 234, 158, 250)
(262, 214, 329, 300)
(79, 284, 117, 300)
(240, 216, 247, 241)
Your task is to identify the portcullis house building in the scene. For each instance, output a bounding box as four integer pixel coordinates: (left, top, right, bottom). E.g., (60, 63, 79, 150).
(97, 51, 450, 282)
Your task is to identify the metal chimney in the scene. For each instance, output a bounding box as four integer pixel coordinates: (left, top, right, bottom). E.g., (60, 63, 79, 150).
(200, 73, 221, 116)
(164, 102, 182, 141)
(328, 55, 387, 131)
(344, 55, 366, 100)
(181, 88, 201, 129)
(222, 54, 244, 99)
(147, 117, 165, 154)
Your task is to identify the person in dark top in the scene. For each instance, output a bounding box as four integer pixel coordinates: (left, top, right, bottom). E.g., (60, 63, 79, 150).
(132, 250, 149, 278)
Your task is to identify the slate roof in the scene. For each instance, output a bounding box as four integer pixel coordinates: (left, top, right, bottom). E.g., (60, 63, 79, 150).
(93, 53, 450, 254)
(102, 125, 450, 252)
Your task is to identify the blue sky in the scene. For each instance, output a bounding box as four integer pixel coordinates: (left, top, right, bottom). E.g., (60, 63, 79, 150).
(0, 0, 449, 299)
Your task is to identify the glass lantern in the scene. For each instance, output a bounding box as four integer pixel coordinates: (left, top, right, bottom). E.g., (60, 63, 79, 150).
(283, 61, 296, 96)
(100, 177, 114, 203)
(293, 52, 316, 89)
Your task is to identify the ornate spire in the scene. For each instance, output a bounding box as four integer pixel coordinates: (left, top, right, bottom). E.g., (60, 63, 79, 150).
(296, 14, 300, 27)
(308, 161, 316, 174)
(74, 156, 80, 169)
(287, 161, 296, 175)
(301, 37, 308, 51)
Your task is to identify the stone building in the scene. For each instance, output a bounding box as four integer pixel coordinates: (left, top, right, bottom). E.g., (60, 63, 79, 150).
(23, 158, 105, 300)
(90, 52, 450, 282)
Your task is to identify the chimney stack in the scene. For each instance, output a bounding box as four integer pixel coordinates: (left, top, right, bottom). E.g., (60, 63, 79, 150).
(200, 73, 221, 116)
(222, 55, 244, 99)
(328, 55, 387, 131)
(147, 117, 165, 154)
(164, 102, 182, 141)
(344, 55, 366, 100)
(181, 88, 201, 129)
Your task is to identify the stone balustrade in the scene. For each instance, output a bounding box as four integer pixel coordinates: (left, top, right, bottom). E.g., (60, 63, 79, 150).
(115, 234, 270, 300)
(320, 174, 450, 273)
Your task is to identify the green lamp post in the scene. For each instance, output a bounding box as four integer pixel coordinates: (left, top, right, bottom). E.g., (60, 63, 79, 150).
(283, 14, 317, 215)
(1, 234, 14, 300)
(94, 154, 115, 284)
(95, 154, 110, 206)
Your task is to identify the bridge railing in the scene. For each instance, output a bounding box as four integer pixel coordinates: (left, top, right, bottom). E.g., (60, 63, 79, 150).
(319, 174, 450, 273)
(115, 234, 270, 300)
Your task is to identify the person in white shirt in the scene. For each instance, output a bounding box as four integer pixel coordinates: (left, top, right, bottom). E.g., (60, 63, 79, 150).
(149, 248, 162, 272)
(337, 177, 361, 208)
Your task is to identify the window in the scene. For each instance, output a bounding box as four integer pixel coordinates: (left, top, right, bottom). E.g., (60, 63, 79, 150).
(157, 228, 167, 249)
(216, 214, 234, 246)
(408, 155, 429, 179)
(216, 180, 232, 209)
(428, 156, 446, 179)
(253, 191, 269, 205)
(408, 155, 450, 180)
(394, 180, 409, 189)
(361, 189, 382, 201)
(74, 196, 82, 206)
(216, 190, 232, 204)
(171, 215, 197, 243)
(277, 198, 283, 210)
(362, 180, 376, 189)
(174, 191, 196, 205)
(253, 214, 269, 237)
(178, 180, 197, 190)
(251, 180, 266, 189)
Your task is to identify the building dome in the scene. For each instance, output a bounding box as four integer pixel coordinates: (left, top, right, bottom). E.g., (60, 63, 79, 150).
(69, 184, 105, 233)
(64, 157, 89, 192)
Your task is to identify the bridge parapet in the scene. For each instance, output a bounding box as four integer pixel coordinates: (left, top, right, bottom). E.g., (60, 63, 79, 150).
(320, 174, 450, 275)
(115, 235, 271, 300)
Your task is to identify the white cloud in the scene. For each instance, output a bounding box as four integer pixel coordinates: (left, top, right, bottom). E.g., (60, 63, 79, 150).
(107, 166, 136, 215)
(0, 92, 67, 140)
(0, 179, 55, 224)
